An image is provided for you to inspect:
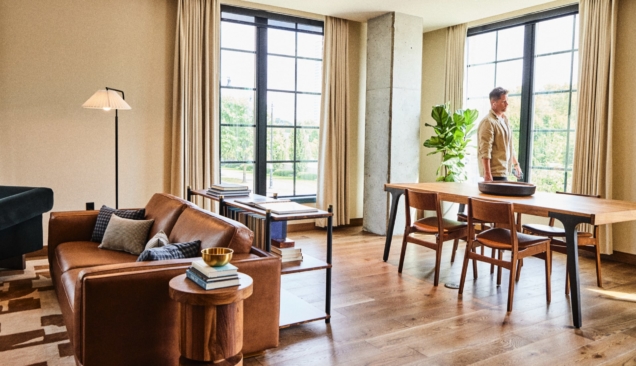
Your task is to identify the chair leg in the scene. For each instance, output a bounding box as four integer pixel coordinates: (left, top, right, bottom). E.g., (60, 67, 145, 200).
(434, 241, 444, 286)
(458, 240, 473, 295)
(451, 238, 460, 263)
(515, 258, 523, 282)
(497, 250, 503, 286)
(545, 244, 552, 304)
(490, 248, 496, 274)
(507, 257, 518, 312)
(565, 260, 570, 295)
(594, 244, 603, 288)
(398, 232, 409, 274)
(472, 246, 478, 279)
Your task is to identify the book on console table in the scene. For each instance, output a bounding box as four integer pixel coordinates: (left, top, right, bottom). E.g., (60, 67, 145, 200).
(271, 246, 303, 262)
(253, 202, 318, 214)
(209, 183, 250, 191)
(272, 252, 303, 263)
(234, 196, 291, 206)
(206, 188, 250, 197)
(271, 237, 295, 248)
(186, 269, 240, 290)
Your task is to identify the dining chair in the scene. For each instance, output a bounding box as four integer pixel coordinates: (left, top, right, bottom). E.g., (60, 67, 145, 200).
(521, 192, 602, 294)
(458, 197, 552, 312)
(398, 190, 468, 286)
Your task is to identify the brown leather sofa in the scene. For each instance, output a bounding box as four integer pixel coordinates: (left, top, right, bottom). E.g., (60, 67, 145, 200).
(48, 193, 280, 366)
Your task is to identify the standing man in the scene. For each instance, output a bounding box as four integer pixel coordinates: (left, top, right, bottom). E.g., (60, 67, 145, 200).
(477, 87, 522, 181)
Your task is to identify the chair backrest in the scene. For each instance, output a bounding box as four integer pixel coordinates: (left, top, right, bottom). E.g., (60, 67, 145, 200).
(468, 197, 519, 248)
(404, 190, 441, 227)
(556, 191, 602, 199)
(468, 197, 515, 231)
(548, 192, 601, 230)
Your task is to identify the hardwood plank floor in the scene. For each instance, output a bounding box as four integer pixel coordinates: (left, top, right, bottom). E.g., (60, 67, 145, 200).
(247, 226, 636, 366)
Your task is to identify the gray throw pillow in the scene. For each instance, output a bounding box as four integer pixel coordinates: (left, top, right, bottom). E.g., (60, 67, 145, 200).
(98, 215, 154, 255)
(145, 230, 169, 250)
(91, 205, 146, 243)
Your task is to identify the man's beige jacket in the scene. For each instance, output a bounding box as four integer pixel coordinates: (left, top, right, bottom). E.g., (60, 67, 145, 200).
(477, 109, 513, 177)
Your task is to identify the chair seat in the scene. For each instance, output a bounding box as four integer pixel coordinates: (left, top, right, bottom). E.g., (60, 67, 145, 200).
(413, 217, 467, 233)
(523, 224, 593, 238)
(477, 228, 550, 248)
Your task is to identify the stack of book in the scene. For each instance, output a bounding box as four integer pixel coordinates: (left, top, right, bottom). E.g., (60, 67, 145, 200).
(206, 183, 250, 198)
(271, 238, 302, 262)
(186, 259, 240, 290)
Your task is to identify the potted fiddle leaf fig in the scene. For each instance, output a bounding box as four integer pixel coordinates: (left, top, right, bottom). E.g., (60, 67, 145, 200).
(423, 103, 479, 182)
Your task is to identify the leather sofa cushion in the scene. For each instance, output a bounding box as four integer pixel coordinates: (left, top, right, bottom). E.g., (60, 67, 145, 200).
(170, 207, 253, 254)
(144, 193, 192, 238)
(55, 241, 137, 272)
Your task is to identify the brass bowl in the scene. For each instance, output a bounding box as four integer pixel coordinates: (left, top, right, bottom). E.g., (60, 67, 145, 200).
(201, 247, 233, 267)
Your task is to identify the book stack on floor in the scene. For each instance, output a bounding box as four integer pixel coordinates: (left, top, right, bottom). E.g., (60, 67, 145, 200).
(271, 237, 302, 262)
(206, 183, 250, 198)
(186, 259, 240, 290)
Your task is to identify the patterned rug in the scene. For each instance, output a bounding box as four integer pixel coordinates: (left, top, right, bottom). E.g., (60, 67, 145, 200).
(0, 258, 73, 366)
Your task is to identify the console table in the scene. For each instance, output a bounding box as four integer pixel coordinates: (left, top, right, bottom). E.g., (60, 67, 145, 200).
(383, 182, 636, 328)
(187, 187, 333, 327)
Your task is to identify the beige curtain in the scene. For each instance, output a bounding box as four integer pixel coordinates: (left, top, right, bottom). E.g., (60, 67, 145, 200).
(572, 0, 618, 254)
(444, 23, 467, 112)
(316, 17, 350, 227)
(170, 0, 220, 210)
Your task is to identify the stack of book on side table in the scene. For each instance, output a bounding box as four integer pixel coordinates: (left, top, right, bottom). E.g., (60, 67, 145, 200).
(271, 237, 302, 263)
(206, 183, 250, 198)
(186, 259, 240, 290)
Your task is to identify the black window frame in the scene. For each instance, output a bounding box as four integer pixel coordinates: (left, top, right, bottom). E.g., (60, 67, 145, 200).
(467, 4, 579, 191)
(220, 5, 324, 202)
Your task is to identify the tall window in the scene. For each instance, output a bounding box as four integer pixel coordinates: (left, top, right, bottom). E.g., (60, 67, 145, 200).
(465, 5, 579, 192)
(220, 6, 323, 199)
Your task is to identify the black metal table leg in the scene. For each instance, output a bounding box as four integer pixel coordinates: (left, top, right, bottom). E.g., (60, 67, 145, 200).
(326, 205, 333, 323)
(265, 210, 272, 253)
(383, 187, 405, 262)
(549, 212, 592, 329)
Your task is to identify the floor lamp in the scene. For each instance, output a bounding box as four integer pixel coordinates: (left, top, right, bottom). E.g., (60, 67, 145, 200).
(82, 87, 131, 209)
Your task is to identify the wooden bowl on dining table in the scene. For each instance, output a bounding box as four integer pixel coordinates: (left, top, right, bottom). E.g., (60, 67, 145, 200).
(478, 181, 536, 197)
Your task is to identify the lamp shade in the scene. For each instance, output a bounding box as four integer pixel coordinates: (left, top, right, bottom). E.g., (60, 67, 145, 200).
(82, 89, 131, 110)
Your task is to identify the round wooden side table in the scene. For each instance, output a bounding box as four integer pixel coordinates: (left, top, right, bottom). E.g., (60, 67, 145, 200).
(169, 272, 253, 366)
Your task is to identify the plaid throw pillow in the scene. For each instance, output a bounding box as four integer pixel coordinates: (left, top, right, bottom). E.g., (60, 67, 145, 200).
(91, 205, 146, 243)
(136, 240, 201, 262)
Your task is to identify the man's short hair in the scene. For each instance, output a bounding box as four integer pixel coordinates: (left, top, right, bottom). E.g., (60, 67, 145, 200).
(489, 87, 508, 101)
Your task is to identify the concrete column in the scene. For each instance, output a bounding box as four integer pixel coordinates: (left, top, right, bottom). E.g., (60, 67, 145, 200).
(363, 12, 422, 235)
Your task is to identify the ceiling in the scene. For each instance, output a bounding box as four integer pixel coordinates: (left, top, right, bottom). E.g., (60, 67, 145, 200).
(242, 0, 564, 32)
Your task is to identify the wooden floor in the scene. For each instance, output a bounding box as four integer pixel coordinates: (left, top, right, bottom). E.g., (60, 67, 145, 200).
(246, 226, 636, 366)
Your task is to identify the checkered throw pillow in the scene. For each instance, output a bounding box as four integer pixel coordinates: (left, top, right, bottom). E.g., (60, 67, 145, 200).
(136, 240, 201, 262)
(91, 205, 146, 243)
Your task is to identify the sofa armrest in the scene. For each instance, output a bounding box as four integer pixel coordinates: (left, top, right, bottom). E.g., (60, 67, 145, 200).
(250, 246, 273, 257)
(232, 254, 281, 354)
(71, 256, 280, 365)
(48, 210, 99, 263)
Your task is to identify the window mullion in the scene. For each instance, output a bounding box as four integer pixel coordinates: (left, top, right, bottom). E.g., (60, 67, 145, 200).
(563, 15, 578, 192)
(518, 23, 535, 182)
(293, 31, 298, 196)
(255, 20, 268, 195)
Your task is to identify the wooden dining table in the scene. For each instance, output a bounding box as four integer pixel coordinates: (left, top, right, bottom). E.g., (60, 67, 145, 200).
(383, 182, 636, 328)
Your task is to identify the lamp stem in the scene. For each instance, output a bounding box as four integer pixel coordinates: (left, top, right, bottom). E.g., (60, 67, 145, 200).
(115, 109, 119, 209)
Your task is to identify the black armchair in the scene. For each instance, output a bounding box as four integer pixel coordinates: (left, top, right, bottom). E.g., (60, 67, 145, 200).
(0, 186, 54, 269)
